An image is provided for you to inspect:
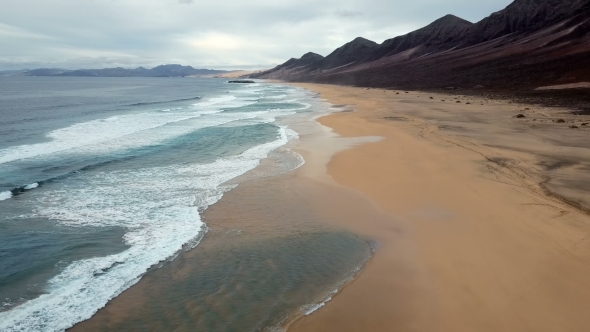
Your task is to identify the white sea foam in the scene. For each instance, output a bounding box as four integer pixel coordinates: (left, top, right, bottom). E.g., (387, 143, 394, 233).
(0, 111, 206, 165)
(264, 94, 288, 100)
(192, 94, 237, 107)
(300, 289, 338, 315)
(0, 82, 313, 331)
(0, 100, 274, 166)
(23, 183, 38, 190)
(0, 190, 12, 201)
(301, 298, 330, 315)
(0, 125, 300, 332)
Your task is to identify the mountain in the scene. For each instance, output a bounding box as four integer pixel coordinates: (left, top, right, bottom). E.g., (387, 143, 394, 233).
(463, 0, 590, 45)
(21, 65, 230, 77)
(24, 68, 72, 76)
(149, 64, 218, 77)
(0, 69, 29, 76)
(254, 52, 324, 79)
(281, 52, 325, 69)
(319, 37, 379, 69)
(365, 14, 472, 61)
(254, 0, 590, 91)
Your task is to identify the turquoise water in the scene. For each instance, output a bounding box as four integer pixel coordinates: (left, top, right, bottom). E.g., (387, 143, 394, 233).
(0, 77, 370, 331)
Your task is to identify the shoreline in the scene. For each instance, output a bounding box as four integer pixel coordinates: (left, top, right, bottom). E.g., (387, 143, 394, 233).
(65, 81, 590, 331)
(67, 82, 391, 331)
(286, 83, 590, 331)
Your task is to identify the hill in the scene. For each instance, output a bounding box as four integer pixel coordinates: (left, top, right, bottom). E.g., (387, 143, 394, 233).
(21, 65, 230, 77)
(254, 0, 590, 94)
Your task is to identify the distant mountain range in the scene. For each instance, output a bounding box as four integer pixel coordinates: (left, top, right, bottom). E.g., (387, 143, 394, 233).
(253, 0, 590, 91)
(6, 65, 231, 77)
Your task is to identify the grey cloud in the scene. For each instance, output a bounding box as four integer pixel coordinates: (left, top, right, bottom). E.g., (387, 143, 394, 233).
(334, 9, 363, 18)
(0, 0, 515, 70)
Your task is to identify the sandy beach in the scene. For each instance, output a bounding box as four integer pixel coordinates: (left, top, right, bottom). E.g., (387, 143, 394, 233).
(66, 82, 590, 332)
(287, 83, 590, 331)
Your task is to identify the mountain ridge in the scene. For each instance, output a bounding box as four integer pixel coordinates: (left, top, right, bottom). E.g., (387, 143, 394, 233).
(20, 64, 230, 77)
(253, 0, 590, 91)
(318, 37, 379, 69)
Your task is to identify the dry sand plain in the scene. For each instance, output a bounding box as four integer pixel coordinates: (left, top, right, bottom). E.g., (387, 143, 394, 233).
(287, 83, 590, 332)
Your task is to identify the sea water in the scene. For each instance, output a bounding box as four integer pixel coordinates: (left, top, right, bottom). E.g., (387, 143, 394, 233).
(0, 77, 370, 331)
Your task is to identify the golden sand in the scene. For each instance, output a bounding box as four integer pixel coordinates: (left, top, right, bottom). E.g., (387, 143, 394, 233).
(288, 83, 590, 332)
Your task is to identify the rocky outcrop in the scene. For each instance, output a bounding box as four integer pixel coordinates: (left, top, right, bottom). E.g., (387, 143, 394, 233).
(227, 80, 255, 83)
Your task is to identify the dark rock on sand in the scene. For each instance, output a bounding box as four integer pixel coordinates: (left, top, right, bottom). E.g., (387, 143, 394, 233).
(228, 80, 255, 83)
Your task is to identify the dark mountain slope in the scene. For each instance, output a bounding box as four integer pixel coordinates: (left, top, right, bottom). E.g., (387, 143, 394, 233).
(318, 37, 379, 69)
(280, 52, 324, 70)
(253, 52, 324, 79)
(308, 11, 590, 90)
(366, 14, 473, 61)
(463, 0, 590, 45)
(253, 14, 474, 79)
(255, 0, 590, 92)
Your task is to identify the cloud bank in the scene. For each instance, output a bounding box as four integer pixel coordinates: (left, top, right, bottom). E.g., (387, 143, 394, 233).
(0, 0, 513, 70)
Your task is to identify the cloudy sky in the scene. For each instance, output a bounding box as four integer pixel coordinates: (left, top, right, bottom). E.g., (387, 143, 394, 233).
(0, 0, 513, 70)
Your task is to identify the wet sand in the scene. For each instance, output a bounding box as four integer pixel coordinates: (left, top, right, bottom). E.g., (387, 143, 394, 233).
(69, 82, 590, 332)
(287, 84, 590, 332)
(68, 88, 397, 331)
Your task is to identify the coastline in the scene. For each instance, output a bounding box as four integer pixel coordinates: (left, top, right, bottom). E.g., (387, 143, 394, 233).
(67, 82, 389, 331)
(286, 83, 590, 331)
(65, 81, 590, 331)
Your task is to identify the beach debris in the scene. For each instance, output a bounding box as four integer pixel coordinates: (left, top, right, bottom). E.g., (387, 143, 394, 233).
(524, 108, 530, 111)
(466, 102, 471, 104)
(456, 100, 461, 103)
(430, 97, 433, 99)
(569, 125, 579, 129)
(555, 119, 566, 123)
(405, 91, 409, 93)
(515, 114, 526, 118)
(582, 123, 589, 126)
(396, 92, 400, 94)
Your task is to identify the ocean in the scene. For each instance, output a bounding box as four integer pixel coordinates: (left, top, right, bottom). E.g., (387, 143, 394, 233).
(0, 77, 371, 331)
